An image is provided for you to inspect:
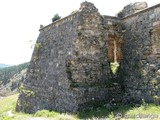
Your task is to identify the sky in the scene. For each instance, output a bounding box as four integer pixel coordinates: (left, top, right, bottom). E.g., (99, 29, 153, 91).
(0, 0, 159, 65)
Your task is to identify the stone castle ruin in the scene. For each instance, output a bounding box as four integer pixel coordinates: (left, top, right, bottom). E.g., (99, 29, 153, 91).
(16, 1, 160, 113)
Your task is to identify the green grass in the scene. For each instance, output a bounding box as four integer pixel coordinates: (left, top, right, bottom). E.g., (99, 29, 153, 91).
(78, 104, 160, 119)
(0, 94, 160, 120)
(110, 62, 119, 74)
(0, 94, 32, 120)
(0, 94, 77, 120)
(0, 94, 18, 114)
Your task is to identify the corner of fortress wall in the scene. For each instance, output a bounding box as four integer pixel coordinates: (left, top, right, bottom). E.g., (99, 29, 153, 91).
(16, 1, 160, 113)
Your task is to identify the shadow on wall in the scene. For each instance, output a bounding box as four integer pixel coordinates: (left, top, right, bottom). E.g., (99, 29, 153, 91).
(77, 103, 150, 119)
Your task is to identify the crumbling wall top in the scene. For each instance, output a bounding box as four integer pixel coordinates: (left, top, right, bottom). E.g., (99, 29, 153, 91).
(118, 2, 148, 18)
(79, 1, 98, 12)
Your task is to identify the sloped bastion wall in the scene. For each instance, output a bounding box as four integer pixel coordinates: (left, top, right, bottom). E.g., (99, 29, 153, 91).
(16, 2, 123, 113)
(16, 1, 160, 113)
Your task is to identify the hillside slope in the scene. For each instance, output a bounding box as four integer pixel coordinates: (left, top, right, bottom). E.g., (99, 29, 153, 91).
(0, 63, 28, 96)
(0, 64, 10, 68)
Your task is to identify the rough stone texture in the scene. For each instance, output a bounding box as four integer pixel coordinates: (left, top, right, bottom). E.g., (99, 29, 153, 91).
(122, 4, 160, 104)
(119, 2, 148, 18)
(16, 1, 160, 113)
(16, 2, 122, 113)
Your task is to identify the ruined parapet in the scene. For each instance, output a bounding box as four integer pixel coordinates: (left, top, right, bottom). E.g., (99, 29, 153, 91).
(118, 2, 148, 18)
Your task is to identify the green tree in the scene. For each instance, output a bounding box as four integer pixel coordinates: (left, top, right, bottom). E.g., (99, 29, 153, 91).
(52, 14, 61, 22)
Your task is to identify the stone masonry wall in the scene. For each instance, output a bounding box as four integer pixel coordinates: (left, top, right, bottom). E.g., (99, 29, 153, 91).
(16, 2, 123, 113)
(16, 11, 80, 113)
(119, 2, 148, 18)
(122, 4, 160, 104)
(16, 1, 160, 113)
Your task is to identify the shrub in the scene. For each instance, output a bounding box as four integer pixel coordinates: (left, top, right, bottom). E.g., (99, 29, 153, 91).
(52, 14, 61, 22)
(34, 110, 59, 118)
(110, 62, 120, 74)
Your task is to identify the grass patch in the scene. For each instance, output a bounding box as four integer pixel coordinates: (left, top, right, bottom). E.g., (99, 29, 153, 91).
(0, 94, 77, 120)
(110, 62, 119, 74)
(34, 110, 77, 120)
(0, 94, 32, 120)
(1, 94, 160, 120)
(78, 104, 160, 119)
(0, 94, 18, 114)
(34, 110, 60, 117)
